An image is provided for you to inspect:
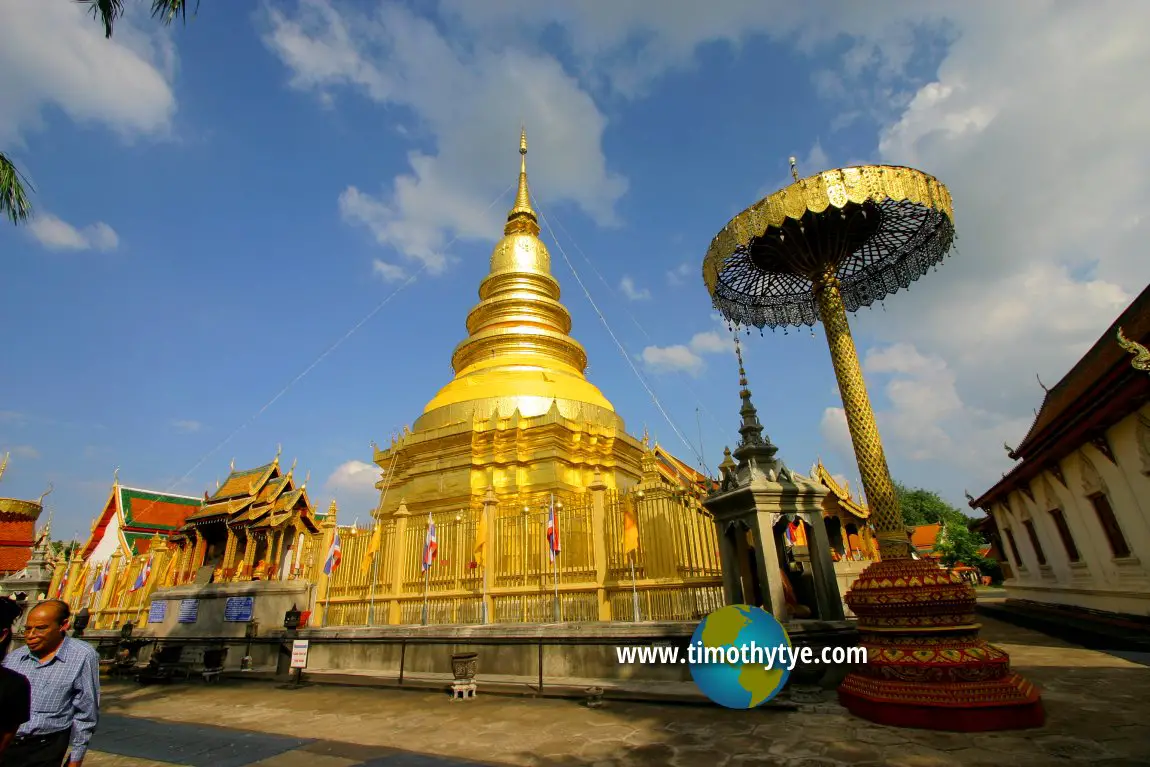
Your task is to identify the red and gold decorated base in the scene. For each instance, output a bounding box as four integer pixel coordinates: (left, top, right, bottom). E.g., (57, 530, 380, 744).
(838, 557, 1045, 731)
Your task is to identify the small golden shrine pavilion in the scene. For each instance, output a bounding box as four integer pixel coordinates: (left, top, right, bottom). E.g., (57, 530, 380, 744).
(810, 459, 879, 562)
(168, 449, 323, 584)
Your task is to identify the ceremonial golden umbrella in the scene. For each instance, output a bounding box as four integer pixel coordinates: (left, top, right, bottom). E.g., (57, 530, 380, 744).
(703, 163, 953, 555)
(701, 161, 1044, 731)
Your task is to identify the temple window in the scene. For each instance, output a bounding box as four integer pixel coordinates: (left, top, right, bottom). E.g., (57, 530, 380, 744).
(1046, 508, 1080, 562)
(1022, 520, 1046, 566)
(1088, 492, 1132, 558)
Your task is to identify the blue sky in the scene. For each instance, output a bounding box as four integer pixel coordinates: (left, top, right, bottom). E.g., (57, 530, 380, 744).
(2, 1, 1148, 541)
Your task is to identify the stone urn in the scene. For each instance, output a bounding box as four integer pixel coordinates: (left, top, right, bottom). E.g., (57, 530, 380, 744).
(451, 652, 478, 682)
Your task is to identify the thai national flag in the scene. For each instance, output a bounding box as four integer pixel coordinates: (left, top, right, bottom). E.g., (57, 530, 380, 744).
(422, 513, 438, 572)
(130, 556, 152, 592)
(324, 530, 342, 575)
(56, 566, 70, 598)
(93, 559, 111, 593)
(546, 499, 560, 561)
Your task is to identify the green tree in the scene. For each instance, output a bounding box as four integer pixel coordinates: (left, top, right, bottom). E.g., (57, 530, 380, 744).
(893, 481, 967, 528)
(0, 1, 197, 225)
(932, 521, 990, 572)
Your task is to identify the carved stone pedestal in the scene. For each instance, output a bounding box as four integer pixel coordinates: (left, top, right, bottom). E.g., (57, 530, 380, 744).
(838, 558, 1044, 731)
(450, 681, 477, 701)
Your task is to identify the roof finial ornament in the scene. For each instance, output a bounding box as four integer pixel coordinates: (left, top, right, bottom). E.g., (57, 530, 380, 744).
(302, 470, 310, 489)
(113, 466, 120, 485)
(1037, 373, 1049, 393)
(274, 443, 282, 463)
(229, 457, 235, 471)
(789, 156, 799, 183)
(38, 482, 54, 506)
(0, 451, 8, 482)
(506, 127, 538, 231)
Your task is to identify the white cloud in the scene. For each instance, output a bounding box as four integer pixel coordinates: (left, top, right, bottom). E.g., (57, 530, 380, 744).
(171, 420, 202, 433)
(27, 213, 119, 252)
(642, 329, 734, 375)
(262, 0, 627, 275)
(641, 345, 703, 376)
(324, 459, 381, 514)
(619, 275, 650, 301)
(666, 263, 692, 286)
(371, 259, 407, 283)
(0, 0, 176, 148)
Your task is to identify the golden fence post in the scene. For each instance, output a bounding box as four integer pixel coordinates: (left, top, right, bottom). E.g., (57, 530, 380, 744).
(62, 555, 84, 605)
(47, 554, 66, 599)
(589, 470, 611, 620)
(481, 488, 497, 624)
(387, 501, 411, 625)
(95, 550, 123, 626)
(142, 535, 170, 622)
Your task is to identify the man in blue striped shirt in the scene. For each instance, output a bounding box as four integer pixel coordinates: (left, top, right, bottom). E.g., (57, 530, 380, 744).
(1, 600, 100, 767)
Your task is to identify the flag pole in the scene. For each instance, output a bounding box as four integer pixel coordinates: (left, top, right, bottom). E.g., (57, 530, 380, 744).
(481, 505, 490, 625)
(421, 566, 430, 626)
(551, 494, 560, 623)
(367, 522, 381, 626)
(368, 450, 401, 626)
(630, 552, 640, 622)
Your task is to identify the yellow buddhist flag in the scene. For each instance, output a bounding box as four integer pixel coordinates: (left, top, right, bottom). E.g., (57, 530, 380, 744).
(473, 508, 489, 568)
(361, 522, 382, 575)
(622, 498, 640, 558)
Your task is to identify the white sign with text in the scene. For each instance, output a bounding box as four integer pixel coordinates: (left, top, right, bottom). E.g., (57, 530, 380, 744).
(290, 639, 309, 669)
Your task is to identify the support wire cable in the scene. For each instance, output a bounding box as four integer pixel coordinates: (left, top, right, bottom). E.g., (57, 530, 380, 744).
(534, 200, 706, 470)
(133, 181, 518, 509)
(545, 213, 728, 474)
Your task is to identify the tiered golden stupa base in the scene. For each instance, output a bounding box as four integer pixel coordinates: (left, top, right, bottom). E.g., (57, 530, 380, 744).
(838, 557, 1045, 731)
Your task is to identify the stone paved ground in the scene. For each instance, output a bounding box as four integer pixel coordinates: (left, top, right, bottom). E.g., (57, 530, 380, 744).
(85, 617, 1150, 767)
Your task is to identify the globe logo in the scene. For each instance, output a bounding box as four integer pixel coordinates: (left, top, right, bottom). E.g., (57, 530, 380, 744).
(688, 604, 792, 709)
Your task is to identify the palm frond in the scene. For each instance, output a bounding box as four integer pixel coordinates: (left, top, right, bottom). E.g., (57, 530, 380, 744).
(0, 152, 34, 225)
(151, 0, 199, 26)
(79, 0, 127, 39)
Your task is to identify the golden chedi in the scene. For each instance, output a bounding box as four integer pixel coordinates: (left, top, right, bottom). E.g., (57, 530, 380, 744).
(372, 130, 644, 517)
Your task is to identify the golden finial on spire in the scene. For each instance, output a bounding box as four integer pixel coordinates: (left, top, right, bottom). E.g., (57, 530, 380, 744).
(113, 466, 120, 485)
(789, 156, 799, 183)
(274, 443, 282, 463)
(506, 127, 537, 231)
(0, 451, 8, 483)
(302, 469, 310, 489)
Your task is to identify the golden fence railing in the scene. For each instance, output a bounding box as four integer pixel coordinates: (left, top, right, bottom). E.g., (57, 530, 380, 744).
(75, 484, 726, 630)
(317, 485, 724, 626)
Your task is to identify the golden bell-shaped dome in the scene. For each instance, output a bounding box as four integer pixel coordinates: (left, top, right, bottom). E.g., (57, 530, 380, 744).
(416, 130, 621, 431)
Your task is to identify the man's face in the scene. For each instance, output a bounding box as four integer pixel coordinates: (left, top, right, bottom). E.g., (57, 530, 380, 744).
(23, 606, 67, 654)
